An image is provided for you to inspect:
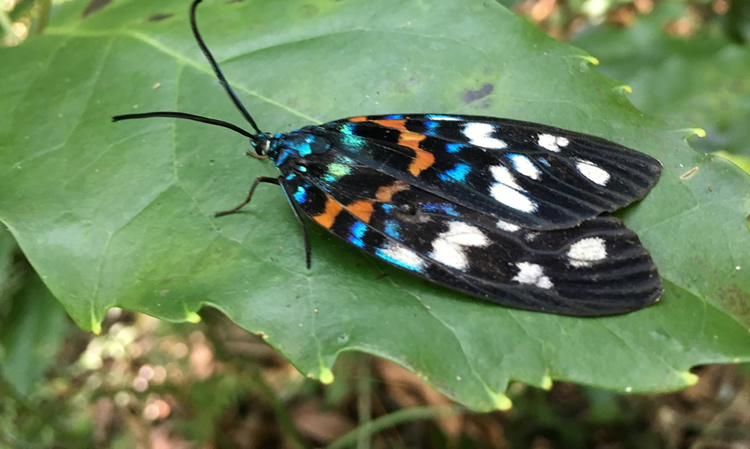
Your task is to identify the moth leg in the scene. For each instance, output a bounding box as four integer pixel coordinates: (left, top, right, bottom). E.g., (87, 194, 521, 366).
(214, 176, 280, 217)
(287, 202, 312, 269)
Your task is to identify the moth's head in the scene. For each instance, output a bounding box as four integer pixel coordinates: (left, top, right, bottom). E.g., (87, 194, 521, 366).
(249, 133, 272, 158)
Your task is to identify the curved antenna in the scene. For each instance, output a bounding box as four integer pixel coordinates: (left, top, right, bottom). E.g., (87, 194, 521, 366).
(190, 0, 262, 134)
(113, 112, 257, 140)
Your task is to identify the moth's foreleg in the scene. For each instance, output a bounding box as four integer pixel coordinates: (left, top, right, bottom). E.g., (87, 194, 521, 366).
(214, 176, 280, 217)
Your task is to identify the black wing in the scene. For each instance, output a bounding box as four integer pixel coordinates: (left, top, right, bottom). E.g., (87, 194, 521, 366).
(280, 148, 661, 316)
(310, 114, 662, 230)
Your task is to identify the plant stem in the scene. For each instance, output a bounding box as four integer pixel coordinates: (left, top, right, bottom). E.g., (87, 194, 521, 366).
(356, 356, 372, 449)
(0, 9, 18, 46)
(325, 405, 467, 449)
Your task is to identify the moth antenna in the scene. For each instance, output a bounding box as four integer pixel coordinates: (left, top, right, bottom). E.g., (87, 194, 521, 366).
(112, 112, 256, 140)
(190, 0, 262, 134)
(112, 0, 263, 147)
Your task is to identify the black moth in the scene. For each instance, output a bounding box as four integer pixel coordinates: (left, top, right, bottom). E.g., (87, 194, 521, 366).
(114, 0, 662, 316)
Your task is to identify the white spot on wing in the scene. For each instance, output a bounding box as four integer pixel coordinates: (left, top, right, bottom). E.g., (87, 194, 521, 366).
(496, 220, 521, 232)
(463, 123, 507, 149)
(567, 237, 607, 268)
(489, 165, 537, 212)
(490, 165, 521, 190)
(491, 185, 537, 213)
(430, 222, 490, 270)
(508, 154, 541, 180)
(512, 262, 553, 289)
(575, 159, 611, 186)
(380, 244, 425, 271)
(538, 134, 569, 152)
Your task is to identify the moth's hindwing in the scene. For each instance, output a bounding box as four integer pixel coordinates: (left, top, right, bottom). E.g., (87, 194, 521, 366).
(278, 131, 662, 317)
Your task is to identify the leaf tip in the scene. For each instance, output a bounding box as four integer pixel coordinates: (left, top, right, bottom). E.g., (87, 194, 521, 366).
(683, 127, 706, 138)
(318, 367, 335, 385)
(488, 391, 512, 411)
(681, 371, 699, 386)
(540, 376, 553, 390)
(614, 84, 633, 94)
(574, 55, 599, 66)
(714, 151, 750, 175)
(90, 308, 103, 334)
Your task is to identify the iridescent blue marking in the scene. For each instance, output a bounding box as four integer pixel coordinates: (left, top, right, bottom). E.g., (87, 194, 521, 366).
(334, 154, 357, 165)
(286, 172, 297, 181)
(445, 143, 466, 153)
(539, 158, 551, 167)
(348, 221, 368, 248)
(338, 123, 366, 151)
(297, 166, 308, 173)
(293, 186, 307, 204)
(295, 142, 312, 157)
(423, 202, 460, 217)
(423, 120, 440, 136)
(375, 247, 422, 272)
(384, 220, 401, 239)
(272, 134, 320, 165)
(424, 114, 461, 121)
(352, 221, 367, 238)
(438, 163, 471, 182)
(384, 114, 404, 120)
(275, 148, 294, 166)
(339, 123, 355, 134)
(341, 134, 366, 150)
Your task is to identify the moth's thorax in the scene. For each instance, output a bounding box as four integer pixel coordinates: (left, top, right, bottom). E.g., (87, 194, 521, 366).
(267, 128, 331, 167)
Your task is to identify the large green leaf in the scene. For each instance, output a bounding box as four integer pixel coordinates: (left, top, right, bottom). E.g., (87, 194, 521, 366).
(0, 272, 72, 397)
(0, 228, 72, 397)
(1, 0, 748, 411)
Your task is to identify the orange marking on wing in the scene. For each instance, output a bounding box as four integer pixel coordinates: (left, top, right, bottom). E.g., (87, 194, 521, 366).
(397, 132, 433, 176)
(345, 199, 375, 223)
(375, 181, 411, 203)
(312, 198, 343, 229)
(372, 119, 408, 132)
(344, 182, 410, 223)
(349, 116, 368, 122)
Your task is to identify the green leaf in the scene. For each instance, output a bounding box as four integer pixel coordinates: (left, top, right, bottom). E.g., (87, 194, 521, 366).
(1, 0, 749, 411)
(0, 264, 72, 396)
(572, 2, 750, 159)
(0, 228, 17, 300)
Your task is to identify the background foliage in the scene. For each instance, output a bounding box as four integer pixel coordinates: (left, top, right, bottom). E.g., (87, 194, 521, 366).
(1, 0, 749, 447)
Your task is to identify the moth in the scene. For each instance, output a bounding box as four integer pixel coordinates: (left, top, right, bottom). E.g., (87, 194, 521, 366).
(114, 0, 662, 316)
